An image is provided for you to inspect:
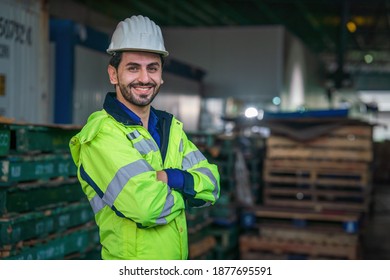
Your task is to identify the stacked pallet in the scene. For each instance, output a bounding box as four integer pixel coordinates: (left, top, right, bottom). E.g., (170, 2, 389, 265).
(263, 121, 373, 212)
(0, 122, 100, 260)
(239, 117, 373, 260)
(240, 206, 361, 259)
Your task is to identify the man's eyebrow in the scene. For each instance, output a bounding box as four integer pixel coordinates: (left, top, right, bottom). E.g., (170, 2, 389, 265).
(124, 62, 161, 67)
(147, 62, 161, 67)
(125, 62, 140, 67)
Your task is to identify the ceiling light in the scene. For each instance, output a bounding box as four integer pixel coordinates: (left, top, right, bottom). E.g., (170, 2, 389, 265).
(244, 107, 258, 118)
(272, 96, 281, 106)
(346, 21, 357, 33)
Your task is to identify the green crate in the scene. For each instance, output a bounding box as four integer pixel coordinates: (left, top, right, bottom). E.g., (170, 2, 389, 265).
(212, 159, 235, 175)
(3, 223, 99, 260)
(0, 201, 94, 246)
(0, 124, 10, 156)
(66, 245, 102, 260)
(186, 206, 214, 234)
(211, 205, 237, 219)
(0, 153, 77, 185)
(0, 178, 85, 215)
(187, 131, 216, 147)
(8, 123, 80, 154)
(209, 225, 239, 251)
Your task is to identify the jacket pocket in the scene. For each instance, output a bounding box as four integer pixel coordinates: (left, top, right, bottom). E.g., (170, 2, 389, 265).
(113, 217, 137, 258)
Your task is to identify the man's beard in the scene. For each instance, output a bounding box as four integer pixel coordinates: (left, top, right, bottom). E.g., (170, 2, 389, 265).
(118, 81, 160, 107)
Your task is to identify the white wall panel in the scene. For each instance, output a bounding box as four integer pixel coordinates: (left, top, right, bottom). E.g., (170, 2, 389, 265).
(73, 45, 112, 125)
(281, 32, 325, 111)
(0, 0, 49, 123)
(154, 72, 202, 132)
(163, 25, 285, 104)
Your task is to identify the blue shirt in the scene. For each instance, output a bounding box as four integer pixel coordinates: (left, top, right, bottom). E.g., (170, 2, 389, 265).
(115, 98, 184, 190)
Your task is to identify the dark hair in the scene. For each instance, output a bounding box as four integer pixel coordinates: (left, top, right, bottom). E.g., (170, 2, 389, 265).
(109, 52, 165, 69)
(109, 52, 122, 69)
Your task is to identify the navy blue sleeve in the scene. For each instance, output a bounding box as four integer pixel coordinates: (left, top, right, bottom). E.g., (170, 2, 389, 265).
(165, 168, 185, 190)
(166, 168, 205, 207)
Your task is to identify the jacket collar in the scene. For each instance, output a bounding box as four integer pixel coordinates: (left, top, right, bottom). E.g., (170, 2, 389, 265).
(103, 92, 172, 127)
(103, 92, 137, 125)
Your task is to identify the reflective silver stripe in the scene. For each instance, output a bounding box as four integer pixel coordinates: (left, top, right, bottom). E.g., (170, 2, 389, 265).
(195, 167, 219, 201)
(90, 178, 175, 225)
(134, 139, 158, 155)
(127, 130, 141, 140)
(127, 131, 158, 155)
(155, 186, 175, 225)
(104, 159, 154, 207)
(193, 201, 212, 209)
(182, 150, 207, 170)
(179, 139, 183, 153)
(89, 194, 105, 214)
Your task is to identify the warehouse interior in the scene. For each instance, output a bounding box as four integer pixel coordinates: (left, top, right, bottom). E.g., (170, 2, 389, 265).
(1, 0, 390, 260)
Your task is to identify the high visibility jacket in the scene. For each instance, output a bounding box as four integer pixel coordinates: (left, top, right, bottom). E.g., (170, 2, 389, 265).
(69, 92, 220, 260)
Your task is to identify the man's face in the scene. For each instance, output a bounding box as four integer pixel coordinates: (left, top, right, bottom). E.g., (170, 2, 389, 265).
(108, 51, 163, 108)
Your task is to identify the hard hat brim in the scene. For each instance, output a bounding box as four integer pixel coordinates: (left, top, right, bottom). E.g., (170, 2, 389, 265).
(106, 48, 169, 57)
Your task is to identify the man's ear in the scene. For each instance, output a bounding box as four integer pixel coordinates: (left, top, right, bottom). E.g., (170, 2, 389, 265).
(107, 65, 118, 85)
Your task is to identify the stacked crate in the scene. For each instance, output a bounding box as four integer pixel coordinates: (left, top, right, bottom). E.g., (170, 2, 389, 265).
(0, 122, 100, 260)
(187, 132, 239, 259)
(186, 206, 216, 259)
(239, 118, 373, 259)
(185, 132, 217, 259)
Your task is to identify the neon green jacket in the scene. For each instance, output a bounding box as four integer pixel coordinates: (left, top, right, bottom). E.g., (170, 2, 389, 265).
(69, 93, 220, 260)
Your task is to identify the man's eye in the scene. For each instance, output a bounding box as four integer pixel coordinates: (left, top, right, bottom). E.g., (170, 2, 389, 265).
(128, 66, 138, 72)
(148, 67, 158, 72)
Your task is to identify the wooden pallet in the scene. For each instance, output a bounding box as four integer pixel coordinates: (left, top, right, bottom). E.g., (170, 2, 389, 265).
(189, 235, 216, 260)
(243, 205, 362, 233)
(239, 234, 360, 260)
(265, 158, 369, 170)
(263, 188, 371, 212)
(267, 127, 372, 149)
(263, 158, 372, 212)
(240, 250, 358, 260)
(266, 124, 373, 162)
(259, 223, 358, 246)
(264, 159, 371, 187)
(267, 147, 372, 162)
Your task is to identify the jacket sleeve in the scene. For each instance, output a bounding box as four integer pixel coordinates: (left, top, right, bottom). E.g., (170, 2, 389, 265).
(71, 121, 186, 229)
(178, 132, 220, 208)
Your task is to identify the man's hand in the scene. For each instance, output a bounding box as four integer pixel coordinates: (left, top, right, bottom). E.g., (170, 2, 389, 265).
(156, 170, 168, 183)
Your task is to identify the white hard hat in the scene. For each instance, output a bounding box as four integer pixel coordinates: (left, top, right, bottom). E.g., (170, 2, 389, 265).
(107, 15, 169, 57)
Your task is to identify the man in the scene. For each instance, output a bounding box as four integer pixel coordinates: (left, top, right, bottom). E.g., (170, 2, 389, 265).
(69, 15, 220, 260)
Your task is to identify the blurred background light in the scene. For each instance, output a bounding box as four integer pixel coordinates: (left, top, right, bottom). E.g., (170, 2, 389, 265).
(244, 107, 258, 118)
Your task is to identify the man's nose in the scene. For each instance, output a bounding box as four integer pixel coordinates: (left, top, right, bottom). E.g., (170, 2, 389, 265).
(137, 69, 150, 84)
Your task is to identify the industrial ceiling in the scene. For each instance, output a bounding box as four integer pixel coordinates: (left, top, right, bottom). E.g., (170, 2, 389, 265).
(58, 0, 390, 88)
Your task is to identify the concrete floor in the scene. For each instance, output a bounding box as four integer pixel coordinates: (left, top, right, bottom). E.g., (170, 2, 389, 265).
(362, 183, 390, 259)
